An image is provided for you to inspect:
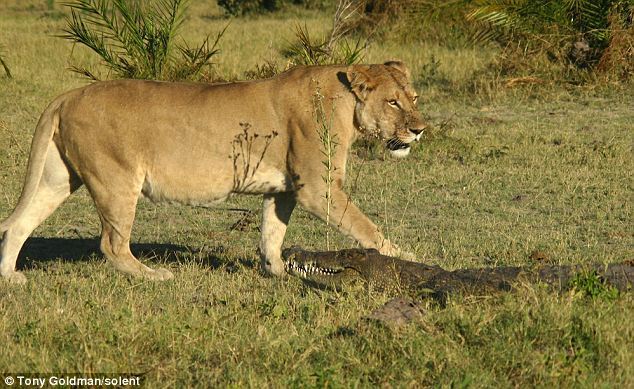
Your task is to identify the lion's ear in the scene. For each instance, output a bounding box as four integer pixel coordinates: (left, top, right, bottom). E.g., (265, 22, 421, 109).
(346, 65, 375, 101)
(384, 60, 411, 80)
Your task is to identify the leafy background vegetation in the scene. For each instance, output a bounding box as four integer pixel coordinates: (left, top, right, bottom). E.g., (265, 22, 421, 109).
(0, 0, 633, 386)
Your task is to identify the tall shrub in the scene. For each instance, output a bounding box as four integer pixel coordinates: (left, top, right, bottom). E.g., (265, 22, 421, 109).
(61, 0, 225, 81)
(284, 0, 366, 65)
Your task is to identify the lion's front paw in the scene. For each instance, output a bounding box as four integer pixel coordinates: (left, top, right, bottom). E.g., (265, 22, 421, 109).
(261, 258, 287, 278)
(2, 271, 27, 285)
(379, 242, 416, 261)
(379, 241, 401, 257)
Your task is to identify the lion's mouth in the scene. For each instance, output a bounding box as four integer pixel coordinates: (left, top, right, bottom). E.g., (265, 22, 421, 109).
(386, 138, 410, 150)
(386, 138, 412, 157)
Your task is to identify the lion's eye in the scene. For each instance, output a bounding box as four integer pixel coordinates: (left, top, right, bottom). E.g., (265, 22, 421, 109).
(413, 96, 419, 104)
(388, 100, 399, 108)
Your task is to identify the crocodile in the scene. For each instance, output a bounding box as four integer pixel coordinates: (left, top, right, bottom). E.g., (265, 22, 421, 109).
(282, 247, 634, 307)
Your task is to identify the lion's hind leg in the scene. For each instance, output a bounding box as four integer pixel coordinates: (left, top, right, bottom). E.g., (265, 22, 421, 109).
(0, 144, 81, 284)
(86, 176, 173, 281)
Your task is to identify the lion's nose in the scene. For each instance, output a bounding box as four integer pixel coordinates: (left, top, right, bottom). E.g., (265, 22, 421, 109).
(408, 126, 426, 140)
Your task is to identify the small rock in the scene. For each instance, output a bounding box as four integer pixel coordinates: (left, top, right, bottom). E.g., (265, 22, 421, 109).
(364, 297, 426, 327)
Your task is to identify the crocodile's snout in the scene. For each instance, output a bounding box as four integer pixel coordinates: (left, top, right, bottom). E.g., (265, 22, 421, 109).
(281, 246, 304, 262)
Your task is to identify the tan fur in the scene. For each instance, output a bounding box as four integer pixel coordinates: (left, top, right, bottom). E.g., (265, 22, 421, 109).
(0, 62, 427, 284)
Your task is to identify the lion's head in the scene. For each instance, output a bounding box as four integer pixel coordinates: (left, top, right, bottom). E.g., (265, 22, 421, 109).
(347, 61, 427, 158)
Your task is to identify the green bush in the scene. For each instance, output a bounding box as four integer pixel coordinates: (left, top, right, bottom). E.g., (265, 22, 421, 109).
(61, 0, 225, 81)
(217, 0, 280, 16)
(569, 271, 620, 300)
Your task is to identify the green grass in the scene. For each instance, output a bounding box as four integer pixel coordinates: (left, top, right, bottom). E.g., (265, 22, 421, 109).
(1, 1, 633, 386)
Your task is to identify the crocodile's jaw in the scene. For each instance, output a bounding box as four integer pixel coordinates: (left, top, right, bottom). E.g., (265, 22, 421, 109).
(285, 260, 343, 277)
(284, 259, 362, 289)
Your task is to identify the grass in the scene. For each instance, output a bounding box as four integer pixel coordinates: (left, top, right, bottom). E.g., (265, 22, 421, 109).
(1, 0, 633, 386)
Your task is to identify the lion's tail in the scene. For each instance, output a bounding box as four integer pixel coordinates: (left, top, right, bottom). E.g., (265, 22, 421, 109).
(0, 98, 63, 232)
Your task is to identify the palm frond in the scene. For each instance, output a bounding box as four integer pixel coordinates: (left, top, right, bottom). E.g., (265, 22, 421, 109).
(60, 0, 216, 81)
(174, 24, 227, 79)
(67, 64, 101, 81)
(333, 37, 366, 65)
(61, 0, 124, 45)
(62, 8, 135, 76)
(284, 23, 329, 66)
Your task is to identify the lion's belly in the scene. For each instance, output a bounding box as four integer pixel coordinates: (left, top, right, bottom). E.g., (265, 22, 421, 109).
(140, 177, 229, 206)
(231, 167, 294, 195)
(140, 165, 293, 206)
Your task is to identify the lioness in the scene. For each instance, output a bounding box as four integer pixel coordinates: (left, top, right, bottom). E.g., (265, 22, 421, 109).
(0, 61, 426, 284)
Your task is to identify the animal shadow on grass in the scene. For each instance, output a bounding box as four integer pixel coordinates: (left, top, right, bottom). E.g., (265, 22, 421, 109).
(15, 237, 255, 274)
